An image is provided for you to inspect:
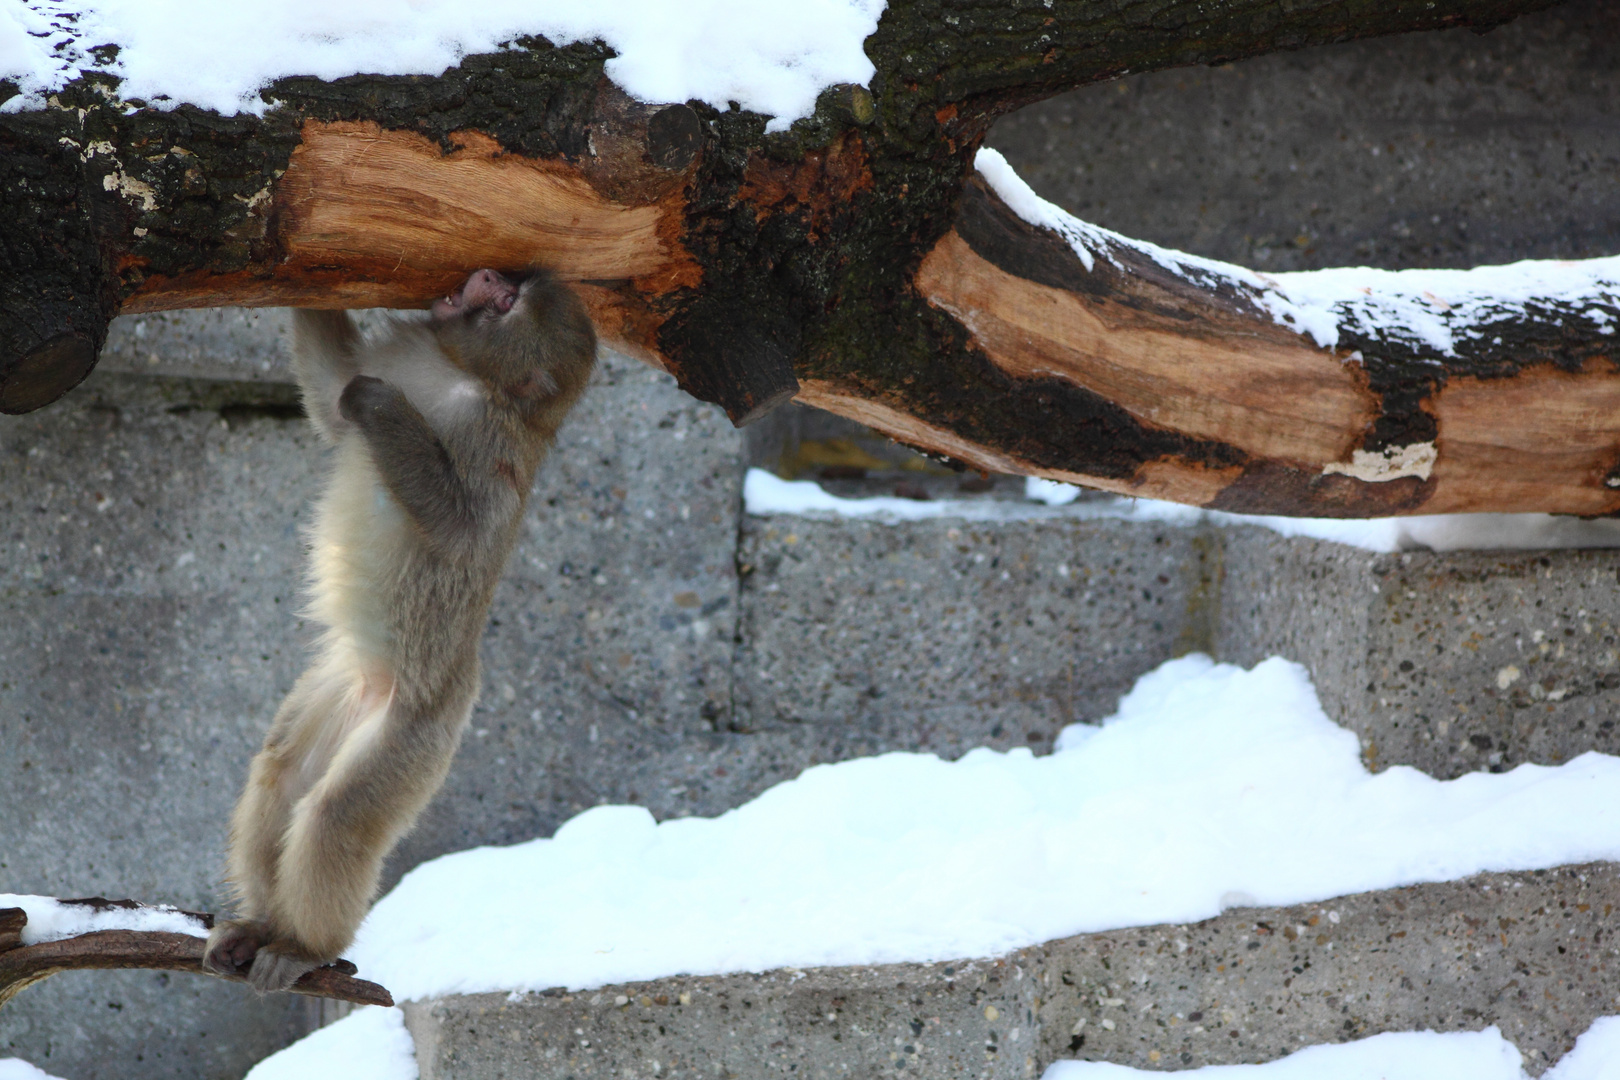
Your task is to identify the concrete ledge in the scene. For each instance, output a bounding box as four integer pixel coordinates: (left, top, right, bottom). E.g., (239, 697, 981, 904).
(1219, 532, 1620, 777)
(735, 516, 1207, 755)
(404, 864, 1620, 1078)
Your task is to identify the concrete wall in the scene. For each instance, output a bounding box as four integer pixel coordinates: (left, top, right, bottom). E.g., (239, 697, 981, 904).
(986, 0, 1620, 272)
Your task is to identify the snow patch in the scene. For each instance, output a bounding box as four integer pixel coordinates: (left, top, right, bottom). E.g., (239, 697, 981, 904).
(974, 148, 1620, 355)
(743, 468, 1620, 553)
(0, 1060, 69, 1080)
(1045, 1027, 1527, 1080)
(1044, 1015, 1620, 1079)
(340, 654, 1620, 1003)
(0, 895, 208, 945)
(244, 1006, 417, 1080)
(1, 1, 885, 132)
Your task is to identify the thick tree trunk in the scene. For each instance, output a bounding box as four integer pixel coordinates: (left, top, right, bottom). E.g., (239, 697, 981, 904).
(4, 0, 1611, 516)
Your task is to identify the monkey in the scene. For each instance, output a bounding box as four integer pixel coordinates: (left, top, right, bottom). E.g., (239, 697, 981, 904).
(202, 268, 596, 993)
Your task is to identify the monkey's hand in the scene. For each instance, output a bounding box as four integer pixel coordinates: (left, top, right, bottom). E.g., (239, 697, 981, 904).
(338, 373, 404, 424)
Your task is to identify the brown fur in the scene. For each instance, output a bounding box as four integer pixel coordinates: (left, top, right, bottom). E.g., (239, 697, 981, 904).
(204, 270, 596, 992)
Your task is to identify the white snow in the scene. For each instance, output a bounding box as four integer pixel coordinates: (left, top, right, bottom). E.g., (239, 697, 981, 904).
(1046, 1028, 1528, 1080)
(0, 895, 207, 945)
(1043, 1016, 1620, 1080)
(339, 654, 1620, 1002)
(0, 1060, 69, 1080)
(1545, 1016, 1620, 1080)
(975, 147, 1620, 353)
(743, 467, 1620, 553)
(0, 1, 885, 131)
(243, 1006, 417, 1080)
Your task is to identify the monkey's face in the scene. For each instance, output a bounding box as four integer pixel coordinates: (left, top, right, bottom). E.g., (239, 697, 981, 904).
(431, 269, 519, 323)
(430, 269, 592, 407)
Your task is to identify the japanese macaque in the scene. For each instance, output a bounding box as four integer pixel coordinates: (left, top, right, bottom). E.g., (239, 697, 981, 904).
(203, 269, 596, 992)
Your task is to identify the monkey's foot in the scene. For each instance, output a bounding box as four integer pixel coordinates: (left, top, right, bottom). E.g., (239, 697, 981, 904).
(248, 945, 322, 994)
(202, 919, 267, 977)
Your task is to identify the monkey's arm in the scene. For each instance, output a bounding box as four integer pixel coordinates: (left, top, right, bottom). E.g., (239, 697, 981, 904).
(293, 311, 363, 443)
(338, 374, 479, 548)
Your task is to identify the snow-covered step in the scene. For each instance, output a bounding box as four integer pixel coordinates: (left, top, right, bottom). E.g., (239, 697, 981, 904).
(400, 864, 1619, 1079)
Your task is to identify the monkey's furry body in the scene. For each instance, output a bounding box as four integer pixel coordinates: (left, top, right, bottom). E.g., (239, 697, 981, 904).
(205, 270, 595, 992)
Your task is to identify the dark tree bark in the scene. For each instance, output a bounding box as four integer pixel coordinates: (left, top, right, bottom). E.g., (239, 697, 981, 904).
(4, 0, 1612, 516)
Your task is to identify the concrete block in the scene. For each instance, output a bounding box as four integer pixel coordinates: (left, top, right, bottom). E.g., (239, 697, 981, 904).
(1033, 864, 1620, 1073)
(405, 864, 1620, 1078)
(734, 516, 1210, 755)
(404, 957, 1040, 1080)
(99, 307, 397, 385)
(986, 1, 1620, 272)
(1218, 531, 1620, 777)
(0, 371, 324, 1077)
(0, 972, 323, 1080)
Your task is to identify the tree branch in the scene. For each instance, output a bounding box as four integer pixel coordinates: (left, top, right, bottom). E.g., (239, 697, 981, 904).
(1, 0, 1604, 517)
(0, 903, 393, 1009)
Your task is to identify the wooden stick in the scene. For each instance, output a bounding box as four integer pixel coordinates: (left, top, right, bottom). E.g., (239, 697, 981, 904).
(0, 904, 392, 1009)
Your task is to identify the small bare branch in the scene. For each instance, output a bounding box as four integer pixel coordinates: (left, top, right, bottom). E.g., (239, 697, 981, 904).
(0, 902, 392, 1009)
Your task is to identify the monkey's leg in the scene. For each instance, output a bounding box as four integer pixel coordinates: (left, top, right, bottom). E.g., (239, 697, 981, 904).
(250, 690, 473, 993)
(203, 668, 346, 978)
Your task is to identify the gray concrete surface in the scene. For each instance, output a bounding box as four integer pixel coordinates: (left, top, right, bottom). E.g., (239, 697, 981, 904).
(406, 958, 1039, 1080)
(405, 864, 1620, 1078)
(1033, 863, 1620, 1073)
(734, 516, 1199, 754)
(0, 373, 327, 1077)
(986, 0, 1620, 272)
(1219, 533, 1620, 778)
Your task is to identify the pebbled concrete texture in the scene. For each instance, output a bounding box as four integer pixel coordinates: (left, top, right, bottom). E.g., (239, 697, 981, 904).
(986, 0, 1620, 273)
(0, 372, 328, 1077)
(734, 516, 1201, 755)
(404, 865, 1620, 1078)
(405, 959, 1039, 1080)
(1218, 531, 1620, 778)
(1031, 864, 1620, 1074)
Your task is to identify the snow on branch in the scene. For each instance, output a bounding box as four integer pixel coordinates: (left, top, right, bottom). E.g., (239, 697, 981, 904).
(0, 897, 393, 1009)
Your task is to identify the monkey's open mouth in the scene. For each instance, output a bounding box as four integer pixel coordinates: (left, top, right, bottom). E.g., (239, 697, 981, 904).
(432, 269, 519, 320)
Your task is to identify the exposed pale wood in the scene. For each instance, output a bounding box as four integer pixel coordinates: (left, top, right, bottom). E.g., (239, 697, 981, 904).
(916, 230, 1374, 467)
(1427, 361, 1620, 515)
(123, 120, 695, 316)
(796, 379, 1249, 507)
(3, 0, 1605, 513)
